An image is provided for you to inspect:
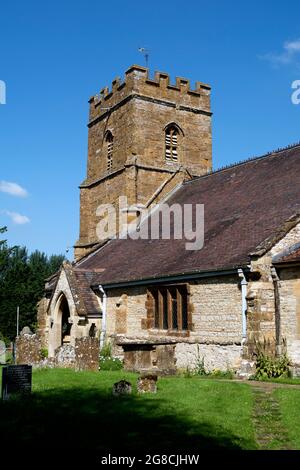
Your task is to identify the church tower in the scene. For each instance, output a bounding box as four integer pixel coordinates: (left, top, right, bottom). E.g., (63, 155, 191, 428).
(74, 65, 212, 260)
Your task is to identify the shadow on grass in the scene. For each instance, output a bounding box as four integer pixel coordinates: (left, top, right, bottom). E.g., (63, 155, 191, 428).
(0, 386, 251, 454)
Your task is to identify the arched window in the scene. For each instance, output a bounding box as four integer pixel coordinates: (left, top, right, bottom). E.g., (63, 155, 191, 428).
(105, 131, 114, 171)
(165, 125, 179, 163)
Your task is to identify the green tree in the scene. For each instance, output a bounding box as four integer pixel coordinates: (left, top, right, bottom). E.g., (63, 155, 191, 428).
(0, 227, 65, 340)
(0, 226, 16, 276)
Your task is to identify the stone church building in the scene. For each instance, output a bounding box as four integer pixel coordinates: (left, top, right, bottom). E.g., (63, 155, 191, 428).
(38, 65, 300, 374)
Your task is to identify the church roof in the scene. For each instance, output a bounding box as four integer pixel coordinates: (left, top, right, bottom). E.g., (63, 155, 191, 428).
(76, 143, 300, 287)
(73, 270, 101, 315)
(47, 261, 101, 316)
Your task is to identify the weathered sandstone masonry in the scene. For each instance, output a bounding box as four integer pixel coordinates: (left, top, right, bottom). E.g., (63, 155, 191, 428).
(45, 264, 101, 358)
(75, 65, 212, 259)
(104, 274, 243, 372)
(16, 334, 99, 371)
(244, 221, 300, 368)
(36, 62, 300, 376)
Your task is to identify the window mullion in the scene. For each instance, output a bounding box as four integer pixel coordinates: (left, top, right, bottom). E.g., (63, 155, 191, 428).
(177, 288, 182, 330)
(167, 289, 172, 330)
(158, 289, 164, 330)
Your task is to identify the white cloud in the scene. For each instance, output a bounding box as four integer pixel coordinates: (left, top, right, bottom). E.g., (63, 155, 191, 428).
(0, 180, 28, 198)
(260, 39, 300, 66)
(4, 210, 30, 225)
(285, 39, 300, 53)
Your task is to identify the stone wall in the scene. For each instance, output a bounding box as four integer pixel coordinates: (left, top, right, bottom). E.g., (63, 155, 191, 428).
(245, 268, 276, 358)
(106, 275, 242, 344)
(106, 274, 243, 372)
(36, 297, 49, 348)
(189, 276, 242, 343)
(277, 266, 300, 365)
(106, 286, 148, 339)
(120, 341, 242, 373)
(87, 65, 211, 181)
(245, 222, 300, 359)
(175, 343, 242, 372)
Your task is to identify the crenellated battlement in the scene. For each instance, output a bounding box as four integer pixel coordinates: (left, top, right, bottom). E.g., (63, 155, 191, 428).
(88, 65, 211, 123)
(77, 63, 212, 258)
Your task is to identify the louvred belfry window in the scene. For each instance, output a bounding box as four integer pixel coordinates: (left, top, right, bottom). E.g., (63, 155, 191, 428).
(106, 131, 113, 171)
(165, 126, 178, 163)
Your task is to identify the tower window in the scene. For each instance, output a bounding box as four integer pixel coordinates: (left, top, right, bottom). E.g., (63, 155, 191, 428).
(165, 125, 178, 163)
(105, 131, 114, 171)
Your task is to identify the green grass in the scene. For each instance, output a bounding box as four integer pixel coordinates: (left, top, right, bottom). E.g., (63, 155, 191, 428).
(0, 368, 256, 452)
(1, 368, 300, 452)
(252, 387, 292, 450)
(274, 388, 300, 449)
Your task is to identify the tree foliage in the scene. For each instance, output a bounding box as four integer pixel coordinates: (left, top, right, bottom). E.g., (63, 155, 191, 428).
(0, 227, 65, 342)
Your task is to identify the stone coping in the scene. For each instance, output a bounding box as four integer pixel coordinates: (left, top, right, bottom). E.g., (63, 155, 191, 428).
(115, 335, 242, 346)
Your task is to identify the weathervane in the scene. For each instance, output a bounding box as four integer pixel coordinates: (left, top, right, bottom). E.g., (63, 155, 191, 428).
(138, 47, 150, 67)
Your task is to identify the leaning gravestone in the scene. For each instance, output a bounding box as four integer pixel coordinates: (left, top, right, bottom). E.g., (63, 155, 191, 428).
(1, 365, 32, 400)
(20, 326, 33, 336)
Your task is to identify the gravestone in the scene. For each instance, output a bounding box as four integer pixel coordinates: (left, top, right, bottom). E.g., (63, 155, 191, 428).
(112, 380, 132, 396)
(1, 365, 32, 400)
(20, 326, 33, 336)
(137, 373, 158, 393)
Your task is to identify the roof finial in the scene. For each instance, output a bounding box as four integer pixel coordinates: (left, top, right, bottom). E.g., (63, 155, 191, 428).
(138, 47, 150, 68)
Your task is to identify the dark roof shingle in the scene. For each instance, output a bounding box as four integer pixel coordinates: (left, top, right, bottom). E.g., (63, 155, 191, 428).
(76, 144, 300, 285)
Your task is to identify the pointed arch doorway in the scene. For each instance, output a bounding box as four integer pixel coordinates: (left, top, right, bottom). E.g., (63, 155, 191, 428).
(60, 295, 72, 345)
(51, 293, 73, 354)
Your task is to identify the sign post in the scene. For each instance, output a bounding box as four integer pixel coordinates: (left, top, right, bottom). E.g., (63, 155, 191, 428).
(16, 306, 20, 337)
(0, 340, 6, 364)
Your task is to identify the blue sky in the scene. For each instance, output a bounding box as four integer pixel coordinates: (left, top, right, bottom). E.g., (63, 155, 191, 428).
(1, 0, 300, 258)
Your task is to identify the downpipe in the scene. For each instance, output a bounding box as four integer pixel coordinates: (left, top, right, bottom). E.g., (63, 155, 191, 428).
(99, 285, 107, 351)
